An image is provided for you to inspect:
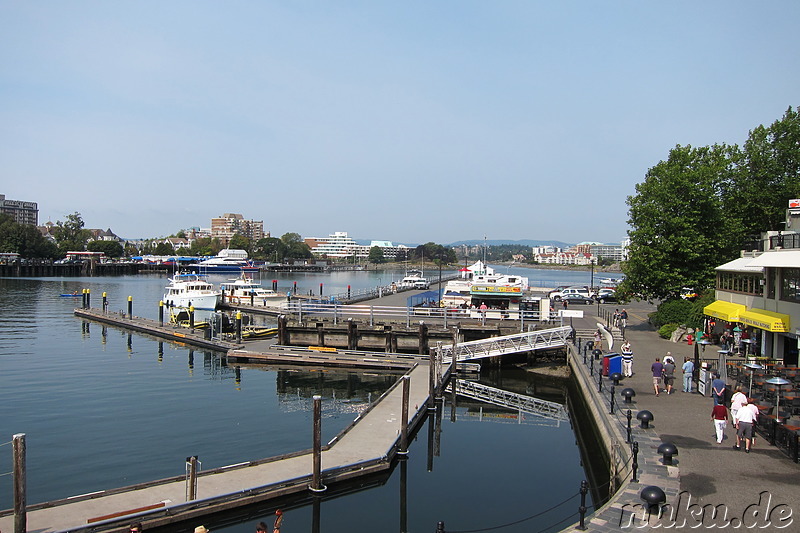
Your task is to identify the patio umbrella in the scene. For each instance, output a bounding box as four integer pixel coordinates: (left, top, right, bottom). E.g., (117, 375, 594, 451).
(765, 376, 792, 422)
(744, 363, 763, 397)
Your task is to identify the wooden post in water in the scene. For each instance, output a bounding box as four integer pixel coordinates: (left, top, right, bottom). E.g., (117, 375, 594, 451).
(418, 321, 429, 355)
(310, 395, 326, 492)
(399, 375, 411, 455)
(186, 455, 198, 501)
(347, 318, 357, 350)
(428, 346, 437, 410)
(385, 325, 393, 353)
(13, 433, 26, 533)
(449, 327, 459, 381)
(127, 296, 133, 319)
(316, 322, 325, 346)
(278, 315, 287, 345)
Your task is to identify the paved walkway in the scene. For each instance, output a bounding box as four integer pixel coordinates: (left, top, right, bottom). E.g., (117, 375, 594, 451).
(578, 304, 800, 527)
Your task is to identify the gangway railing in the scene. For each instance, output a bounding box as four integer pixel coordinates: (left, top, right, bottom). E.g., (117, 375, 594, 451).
(438, 326, 572, 362)
(447, 379, 568, 422)
(279, 301, 551, 327)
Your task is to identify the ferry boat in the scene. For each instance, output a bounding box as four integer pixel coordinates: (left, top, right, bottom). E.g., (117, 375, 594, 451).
(219, 274, 284, 305)
(163, 273, 220, 323)
(189, 249, 259, 274)
(441, 261, 529, 309)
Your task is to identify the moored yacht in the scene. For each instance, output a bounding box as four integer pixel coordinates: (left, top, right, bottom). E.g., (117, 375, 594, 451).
(163, 273, 220, 323)
(189, 249, 259, 274)
(219, 274, 284, 305)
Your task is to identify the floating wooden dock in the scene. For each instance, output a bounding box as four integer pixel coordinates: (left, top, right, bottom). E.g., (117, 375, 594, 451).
(0, 364, 435, 533)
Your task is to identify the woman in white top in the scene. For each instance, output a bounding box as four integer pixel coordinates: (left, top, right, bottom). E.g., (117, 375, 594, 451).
(730, 385, 748, 428)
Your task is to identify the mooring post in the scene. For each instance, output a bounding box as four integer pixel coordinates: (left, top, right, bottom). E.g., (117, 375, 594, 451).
(186, 455, 198, 501)
(347, 318, 357, 350)
(449, 327, 459, 382)
(236, 311, 242, 343)
(436, 521, 445, 532)
(632, 441, 639, 483)
(370, 305, 374, 327)
(81, 288, 86, 309)
(159, 300, 164, 325)
(189, 306, 195, 329)
(13, 433, 26, 533)
(86, 288, 91, 309)
(310, 395, 326, 492)
(428, 348, 437, 409)
(577, 479, 588, 530)
(127, 295, 133, 318)
(399, 375, 410, 455)
(102, 291, 107, 313)
(319, 282, 323, 296)
(418, 321, 429, 355)
(347, 284, 351, 299)
(626, 409, 633, 443)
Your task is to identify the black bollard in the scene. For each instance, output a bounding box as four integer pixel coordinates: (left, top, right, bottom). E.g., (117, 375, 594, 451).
(347, 284, 351, 299)
(127, 296, 133, 319)
(319, 282, 323, 296)
(610, 385, 616, 414)
(632, 441, 639, 483)
(436, 522, 445, 533)
(658, 442, 678, 465)
(598, 369, 603, 392)
(626, 409, 632, 443)
(86, 289, 91, 309)
(236, 311, 242, 343)
(159, 301, 164, 325)
(102, 292, 107, 313)
(590, 356, 594, 376)
(272, 279, 278, 292)
(577, 479, 588, 530)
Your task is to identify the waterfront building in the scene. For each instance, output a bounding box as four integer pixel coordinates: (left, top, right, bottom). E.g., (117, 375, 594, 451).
(706, 201, 800, 365)
(590, 243, 625, 262)
(533, 251, 594, 265)
(211, 213, 265, 245)
(0, 193, 38, 225)
(305, 232, 409, 261)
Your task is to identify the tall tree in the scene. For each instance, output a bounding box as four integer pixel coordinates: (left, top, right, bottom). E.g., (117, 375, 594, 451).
(368, 246, 385, 263)
(0, 214, 59, 258)
(87, 240, 124, 258)
(252, 237, 286, 262)
(52, 212, 91, 255)
(622, 144, 740, 300)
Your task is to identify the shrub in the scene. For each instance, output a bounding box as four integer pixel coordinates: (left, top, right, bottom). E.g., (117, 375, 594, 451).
(650, 299, 693, 329)
(659, 323, 679, 339)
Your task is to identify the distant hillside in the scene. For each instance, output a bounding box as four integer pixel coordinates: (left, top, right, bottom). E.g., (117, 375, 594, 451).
(447, 239, 574, 248)
(352, 238, 574, 248)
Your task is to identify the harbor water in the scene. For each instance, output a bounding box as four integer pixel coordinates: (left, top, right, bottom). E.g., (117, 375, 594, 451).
(0, 268, 604, 532)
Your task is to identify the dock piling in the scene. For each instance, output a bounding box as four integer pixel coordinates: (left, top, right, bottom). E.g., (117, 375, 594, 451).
(102, 292, 107, 313)
(186, 455, 199, 501)
(13, 433, 26, 533)
(310, 395, 326, 493)
(399, 375, 410, 455)
(127, 296, 133, 319)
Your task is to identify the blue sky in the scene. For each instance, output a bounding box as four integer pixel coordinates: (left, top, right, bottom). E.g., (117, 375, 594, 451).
(2, 2, 798, 245)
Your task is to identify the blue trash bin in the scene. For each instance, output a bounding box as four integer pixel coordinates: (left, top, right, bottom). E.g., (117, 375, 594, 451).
(607, 353, 622, 375)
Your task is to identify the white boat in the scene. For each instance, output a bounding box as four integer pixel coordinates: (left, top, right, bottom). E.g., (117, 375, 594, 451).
(190, 249, 259, 274)
(398, 270, 430, 289)
(220, 274, 284, 305)
(442, 261, 529, 308)
(163, 273, 220, 323)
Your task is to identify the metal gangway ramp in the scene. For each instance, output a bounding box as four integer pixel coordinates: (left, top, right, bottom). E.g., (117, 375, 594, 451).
(448, 379, 569, 422)
(438, 326, 572, 363)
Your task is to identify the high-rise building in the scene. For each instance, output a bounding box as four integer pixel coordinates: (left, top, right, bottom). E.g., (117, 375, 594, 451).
(0, 194, 38, 225)
(210, 213, 265, 245)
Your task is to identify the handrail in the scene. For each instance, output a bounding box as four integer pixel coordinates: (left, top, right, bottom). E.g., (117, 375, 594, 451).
(437, 326, 572, 362)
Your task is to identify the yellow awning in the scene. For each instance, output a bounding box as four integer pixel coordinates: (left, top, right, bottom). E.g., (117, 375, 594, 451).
(739, 308, 791, 333)
(703, 301, 746, 322)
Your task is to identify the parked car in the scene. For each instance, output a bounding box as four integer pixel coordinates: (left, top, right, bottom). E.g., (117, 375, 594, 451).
(596, 289, 617, 303)
(562, 294, 594, 305)
(550, 286, 593, 301)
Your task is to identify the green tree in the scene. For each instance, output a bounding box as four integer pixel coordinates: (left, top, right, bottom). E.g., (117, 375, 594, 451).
(368, 246, 385, 263)
(154, 242, 175, 255)
(87, 240, 124, 258)
(53, 212, 92, 255)
(0, 214, 59, 258)
(281, 233, 311, 259)
(622, 144, 740, 300)
(253, 237, 286, 262)
(228, 234, 251, 253)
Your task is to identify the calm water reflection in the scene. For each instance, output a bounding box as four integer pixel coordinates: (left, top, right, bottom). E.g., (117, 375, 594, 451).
(0, 272, 598, 532)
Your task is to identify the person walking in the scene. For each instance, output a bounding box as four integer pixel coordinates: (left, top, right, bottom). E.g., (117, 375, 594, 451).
(620, 308, 628, 329)
(730, 386, 748, 428)
(734, 400, 758, 452)
(663, 357, 676, 394)
(711, 403, 729, 444)
(711, 373, 726, 406)
(682, 357, 695, 393)
(651, 358, 664, 396)
(621, 340, 633, 377)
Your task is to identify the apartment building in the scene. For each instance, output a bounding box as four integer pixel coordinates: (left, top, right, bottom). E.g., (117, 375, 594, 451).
(0, 194, 38, 225)
(210, 213, 265, 245)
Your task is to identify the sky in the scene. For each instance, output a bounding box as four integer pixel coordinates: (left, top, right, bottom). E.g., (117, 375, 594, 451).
(2, 2, 799, 246)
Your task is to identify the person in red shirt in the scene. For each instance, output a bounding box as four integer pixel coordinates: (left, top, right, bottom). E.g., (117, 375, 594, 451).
(712, 403, 729, 444)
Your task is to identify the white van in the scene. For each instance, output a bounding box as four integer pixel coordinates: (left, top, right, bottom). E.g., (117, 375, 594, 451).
(549, 286, 593, 301)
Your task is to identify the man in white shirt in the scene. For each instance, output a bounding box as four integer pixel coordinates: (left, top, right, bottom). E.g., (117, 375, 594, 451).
(734, 401, 759, 453)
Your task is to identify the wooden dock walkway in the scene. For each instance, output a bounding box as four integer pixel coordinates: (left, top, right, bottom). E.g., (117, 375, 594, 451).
(0, 364, 434, 533)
